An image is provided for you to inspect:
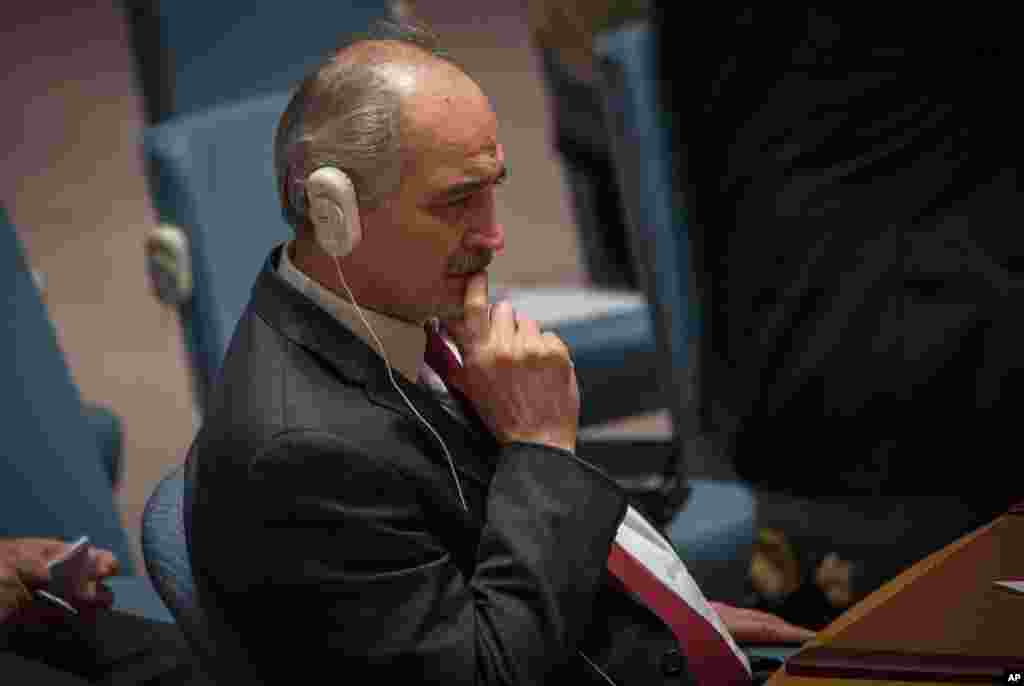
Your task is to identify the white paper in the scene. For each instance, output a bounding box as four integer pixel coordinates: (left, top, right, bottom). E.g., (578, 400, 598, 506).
(47, 535, 91, 597)
(616, 506, 751, 674)
(994, 579, 1024, 595)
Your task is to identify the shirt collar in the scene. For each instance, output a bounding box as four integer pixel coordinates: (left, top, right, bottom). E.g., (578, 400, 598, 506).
(277, 241, 426, 384)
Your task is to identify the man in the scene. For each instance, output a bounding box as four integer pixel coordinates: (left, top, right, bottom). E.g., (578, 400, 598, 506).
(187, 22, 811, 685)
(651, 6, 1019, 620)
(1, 537, 209, 685)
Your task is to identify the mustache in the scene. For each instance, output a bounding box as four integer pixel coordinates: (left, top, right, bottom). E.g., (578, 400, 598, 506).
(447, 249, 494, 275)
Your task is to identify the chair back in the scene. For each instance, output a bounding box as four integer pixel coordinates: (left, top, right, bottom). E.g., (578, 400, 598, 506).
(144, 92, 294, 410)
(142, 463, 262, 684)
(0, 206, 134, 570)
(130, 1, 393, 121)
(594, 22, 710, 474)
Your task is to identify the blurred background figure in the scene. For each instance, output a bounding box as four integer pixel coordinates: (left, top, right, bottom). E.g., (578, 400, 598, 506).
(525, 1, 1020, 628)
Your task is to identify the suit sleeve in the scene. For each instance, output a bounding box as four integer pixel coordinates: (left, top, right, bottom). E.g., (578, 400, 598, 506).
(239, 429, 627, 684)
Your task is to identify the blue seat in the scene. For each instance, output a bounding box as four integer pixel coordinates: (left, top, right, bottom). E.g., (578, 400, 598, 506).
(126, 0, 394, 122)
(81, 401, 124, 489)
(142, 464, 263, 683)
(142, 90, 662, 428)
(0, 206, 134, 571)
(2, 205, 184, 625)
(593, 23, 758, 602)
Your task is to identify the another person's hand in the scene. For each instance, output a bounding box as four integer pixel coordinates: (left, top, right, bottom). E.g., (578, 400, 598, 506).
(443, 272, 579, 454)
(711, 601, 816, 644)
(0, 538, 119, 624)
(1, 558, 32, 625)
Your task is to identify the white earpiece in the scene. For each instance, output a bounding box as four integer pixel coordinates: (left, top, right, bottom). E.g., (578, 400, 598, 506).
(306, 166, 363, 258)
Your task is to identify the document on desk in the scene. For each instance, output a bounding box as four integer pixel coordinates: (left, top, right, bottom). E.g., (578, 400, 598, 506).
(993, 579, 1024, 595)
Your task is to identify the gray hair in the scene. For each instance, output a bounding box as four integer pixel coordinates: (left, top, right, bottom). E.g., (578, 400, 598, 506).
(274, 21, 461, 230)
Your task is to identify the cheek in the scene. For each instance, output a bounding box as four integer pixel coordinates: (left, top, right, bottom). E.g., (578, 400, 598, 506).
(409, 211, 464, 258)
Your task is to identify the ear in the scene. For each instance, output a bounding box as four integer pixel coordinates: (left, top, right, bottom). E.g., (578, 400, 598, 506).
(305, 167, 363, 258)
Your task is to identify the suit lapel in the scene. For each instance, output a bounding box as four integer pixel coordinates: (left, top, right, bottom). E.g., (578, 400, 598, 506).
(250, 246, 497, 493)
(364, 374, 497, 492)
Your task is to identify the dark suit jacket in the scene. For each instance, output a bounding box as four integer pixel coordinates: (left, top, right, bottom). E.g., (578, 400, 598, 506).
(186, 246, 695, 685)
(654, 7, 1019, 506)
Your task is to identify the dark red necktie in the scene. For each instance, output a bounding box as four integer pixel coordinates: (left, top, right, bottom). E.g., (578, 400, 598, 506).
(423, 322, 462, 382)
(423, 322, 749, 685)
(423, 322, 475, 418)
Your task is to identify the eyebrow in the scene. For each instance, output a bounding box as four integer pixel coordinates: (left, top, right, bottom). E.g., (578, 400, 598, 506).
(435, 164, 508, 202)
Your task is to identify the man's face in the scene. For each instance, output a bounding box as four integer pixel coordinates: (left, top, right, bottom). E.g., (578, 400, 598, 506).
(353, 68, 506, 323)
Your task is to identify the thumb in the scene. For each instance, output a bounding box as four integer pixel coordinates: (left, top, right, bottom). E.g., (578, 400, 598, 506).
(443, 271, 490, 348)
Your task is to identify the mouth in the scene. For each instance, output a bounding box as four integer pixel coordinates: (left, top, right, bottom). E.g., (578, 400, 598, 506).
(446, 269, 485, 279)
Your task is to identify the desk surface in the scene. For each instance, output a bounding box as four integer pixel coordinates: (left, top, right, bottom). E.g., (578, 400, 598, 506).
(767, 508, 1024, 685)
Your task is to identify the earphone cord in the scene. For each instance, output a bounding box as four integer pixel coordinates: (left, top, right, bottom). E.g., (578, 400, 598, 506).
(329, 256, 470, 513)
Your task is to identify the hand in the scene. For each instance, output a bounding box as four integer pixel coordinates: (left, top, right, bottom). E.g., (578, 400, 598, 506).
(0, 538, 119, 624)
(1, 559, 31, 625)
(710, 601, 816, 644)
(442, 272, 579, 453)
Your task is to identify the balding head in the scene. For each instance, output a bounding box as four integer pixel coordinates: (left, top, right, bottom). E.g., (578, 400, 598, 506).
(274, 22, 471, 232)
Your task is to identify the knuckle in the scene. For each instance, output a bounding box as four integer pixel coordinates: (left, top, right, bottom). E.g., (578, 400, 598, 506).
(522, 341, 546, 363)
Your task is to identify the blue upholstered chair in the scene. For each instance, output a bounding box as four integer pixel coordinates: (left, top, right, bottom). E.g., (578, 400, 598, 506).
(1, 206, 134, 570)
(2, 204, 178, 623)
(141, 467, 200, 638)
(142, 90, 662, 429)
(124, 0, 394, 123)
(592, 23, 759, 602)
(142, 464, 257, 683)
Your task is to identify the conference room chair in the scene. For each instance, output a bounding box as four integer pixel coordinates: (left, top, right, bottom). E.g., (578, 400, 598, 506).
(121, 0, 395, 123)
(142, 462, 257, 683)
(592, 22, 760, 601)
(1, 205, 135, 566)
(1, 205, 173, 623)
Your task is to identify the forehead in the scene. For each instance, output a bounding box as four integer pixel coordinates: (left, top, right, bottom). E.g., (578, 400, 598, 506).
(401, 71, 499, 186)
